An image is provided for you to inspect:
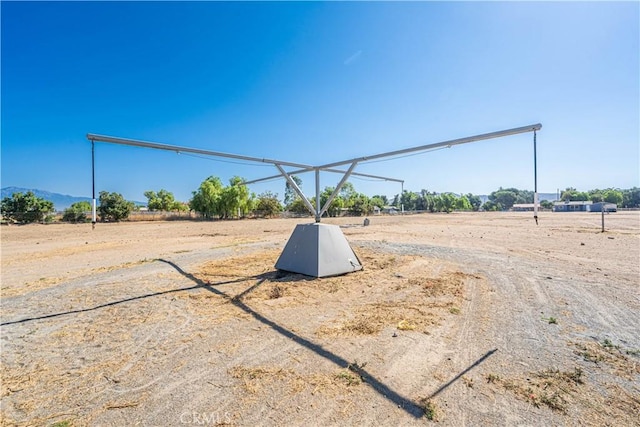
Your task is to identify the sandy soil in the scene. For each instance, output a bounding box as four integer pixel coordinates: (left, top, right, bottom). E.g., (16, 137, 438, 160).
(1, 212, 639, 426)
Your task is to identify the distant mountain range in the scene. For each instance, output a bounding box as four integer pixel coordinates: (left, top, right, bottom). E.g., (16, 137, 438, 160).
(1, 187, 145, 211)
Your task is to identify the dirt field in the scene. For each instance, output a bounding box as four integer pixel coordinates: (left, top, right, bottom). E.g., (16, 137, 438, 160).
(1, 212, 639, 426)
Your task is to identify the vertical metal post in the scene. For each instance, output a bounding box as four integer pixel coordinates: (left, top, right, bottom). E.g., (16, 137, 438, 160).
(533, 131, 538, 225)
(601, 204, 605, 232)
(315, 168, 321, 223)
(91, 140, 97, 228)
(401, 181, 404, 214)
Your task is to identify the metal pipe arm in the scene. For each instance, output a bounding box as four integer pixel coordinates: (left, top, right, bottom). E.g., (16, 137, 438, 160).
(315, 124, 542, 170)
(86, 133, 313, 169)
(318, 162, 359, 221)
(274, 164, 316, 217)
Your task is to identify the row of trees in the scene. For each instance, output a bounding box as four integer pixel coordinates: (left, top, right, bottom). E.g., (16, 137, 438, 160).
(559, 187, 630, 205)
(390, 190, 482, 213)
(189, 176, 252, 219)
(62, 192, 136, 223)
(0, 191, 54, 223)
(0, 191, 137, 224)
(285, 182, 382, 217)
(3, 184, 639, 224)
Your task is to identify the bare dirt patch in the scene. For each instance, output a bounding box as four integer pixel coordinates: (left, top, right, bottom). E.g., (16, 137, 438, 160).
(1, 212, 639, 426)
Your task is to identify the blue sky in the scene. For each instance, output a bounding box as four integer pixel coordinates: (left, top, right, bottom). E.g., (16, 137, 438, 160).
(2, 1, 638, 203)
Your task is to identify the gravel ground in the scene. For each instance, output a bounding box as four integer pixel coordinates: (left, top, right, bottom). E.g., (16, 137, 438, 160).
(1, 212, 639, 426)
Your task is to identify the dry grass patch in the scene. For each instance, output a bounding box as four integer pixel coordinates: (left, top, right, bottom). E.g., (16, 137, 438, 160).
(489, 367, 585, 413)
(409, 271, 477, 298)
(334, 369, 363, 387)
(228, 366, 295, 395)
(603, 383, 640, 418)
(194, 248, 432, 307)
(316, 268, 479, 336)
(417, 397, 440, 421)
(397, 319, 416, 331)
(228, 364, 365, 401)
(571, 340, 640, 379)
(317, 302, 440, 336)
(194, 249, 318, 304)
(196, 249, 280, 280)
(488, 362, 640, 423)
(358, 252, 401, 270)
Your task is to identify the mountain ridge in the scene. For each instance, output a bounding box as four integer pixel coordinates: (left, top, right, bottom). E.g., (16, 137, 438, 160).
(1, 187, 145, 210)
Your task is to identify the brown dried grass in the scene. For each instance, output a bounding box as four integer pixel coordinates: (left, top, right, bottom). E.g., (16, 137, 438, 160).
(228, 364, 364, 401)
(1, 246, 478, 426)
(488, 346, 640, 424)
(491, 367, 585, 413)
(315, 266, 479, 336)
(317, 302, 440, 336)
(571, 340, 640, 379)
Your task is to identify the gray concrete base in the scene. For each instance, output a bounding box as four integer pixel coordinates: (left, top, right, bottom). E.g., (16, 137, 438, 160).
(275, 223, 363, 277)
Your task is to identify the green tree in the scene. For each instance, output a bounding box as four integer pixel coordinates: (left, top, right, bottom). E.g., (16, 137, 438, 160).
(98, 191, 134, 222)
(284, 175, 303, 207)
(621, 187, 640, 208)
(588, 189, 604, 203)
(560, 187, 589, 202)
(144, 189, 186, 211)
(370, 196, 386, 211)
(254, 191, 282, 218)
(540, 200, 554, 210)
(62, 201, 92, 223)
(218, 176, 253, 219)
(288, 198, 312, 215)
(434, 193, 457, 213)
(482, 200, 501, 211)
(465, 193, 482, 211)
(189, 176, 224, 219)
(417, 190, 438, 212)
(320, 186, 343, 217)
(1, 191, 54, 223)
(489, 189, 518, 209)
(515, 189, 534, 204)
(372, 194, 388, 206)
(339, 182, 357, 201)
(348, 193, 372, 216)
(487, 187, 535, 209)
(454, 195, 472, 211)
(391, 193, 400, 208)
(603, 189, 623, 205)
(400, 190, 419, 211)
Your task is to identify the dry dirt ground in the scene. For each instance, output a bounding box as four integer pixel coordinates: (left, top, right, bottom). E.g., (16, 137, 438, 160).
(1, 212, 639, 427)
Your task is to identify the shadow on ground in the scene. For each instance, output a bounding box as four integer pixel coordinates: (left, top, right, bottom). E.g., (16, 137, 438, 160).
(2, 258, 497, 419)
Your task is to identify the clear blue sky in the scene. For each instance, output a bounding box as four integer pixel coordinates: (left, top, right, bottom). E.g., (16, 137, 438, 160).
(2, 1, 638, 203)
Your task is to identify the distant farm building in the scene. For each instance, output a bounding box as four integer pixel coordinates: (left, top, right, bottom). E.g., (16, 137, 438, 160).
(381, 206, 399, 215)
(589, 202, 617, 212)
(512, 203, 538, 212)
(553, 201, 617, 212)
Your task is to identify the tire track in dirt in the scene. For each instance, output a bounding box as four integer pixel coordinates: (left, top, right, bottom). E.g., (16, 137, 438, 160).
(358, 239, 639, 425)
(3, 215, 637, 426)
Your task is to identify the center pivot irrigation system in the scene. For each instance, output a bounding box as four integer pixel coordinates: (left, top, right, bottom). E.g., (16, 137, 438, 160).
(88, 123, 541, 277)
